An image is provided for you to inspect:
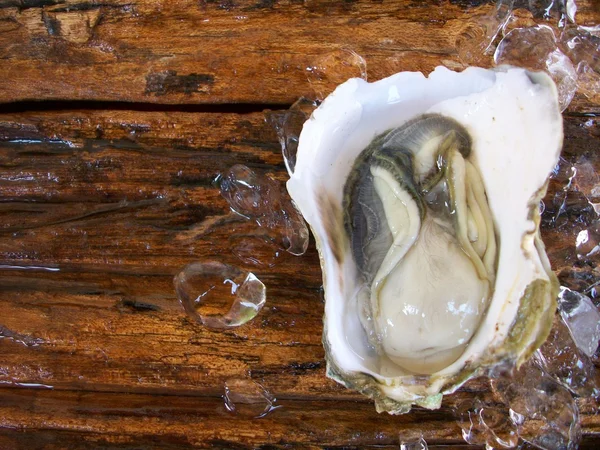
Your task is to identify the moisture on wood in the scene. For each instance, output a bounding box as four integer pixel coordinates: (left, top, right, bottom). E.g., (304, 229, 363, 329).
(0, 109, 598, 448)
(1, 0, 600, 448)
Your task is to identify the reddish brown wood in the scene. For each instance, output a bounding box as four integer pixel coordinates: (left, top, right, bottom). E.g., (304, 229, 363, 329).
(0, 0, 597, 110)
(0, 109, 598, 447)
(1, 0, 600, 447)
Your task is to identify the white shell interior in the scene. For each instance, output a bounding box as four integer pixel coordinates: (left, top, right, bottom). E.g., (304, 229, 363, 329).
(287, 67, 562, 400)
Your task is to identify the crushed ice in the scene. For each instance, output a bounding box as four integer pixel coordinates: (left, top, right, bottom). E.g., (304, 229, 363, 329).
(216, 164, 309, 258)
(455, 0, 599, 111)
(174, 261, 266, 329)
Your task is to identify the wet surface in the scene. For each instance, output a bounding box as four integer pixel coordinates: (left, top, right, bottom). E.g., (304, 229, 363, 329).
(0, 110, 327, 406)
(0, 105, 599, 449)
(0, 1, 599, 447)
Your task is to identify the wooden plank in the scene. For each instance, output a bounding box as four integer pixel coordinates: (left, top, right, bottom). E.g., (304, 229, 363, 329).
(0, 109, 599, 447)
(0, 387, 470, 449)
(0, 388, 598, 449)
(0, 0, 598, 110)
(0, 109, 333, 398)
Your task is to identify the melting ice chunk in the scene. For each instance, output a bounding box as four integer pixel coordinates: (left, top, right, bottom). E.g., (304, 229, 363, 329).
(174, 261, 266, 329)
(558, 286, 600, 357)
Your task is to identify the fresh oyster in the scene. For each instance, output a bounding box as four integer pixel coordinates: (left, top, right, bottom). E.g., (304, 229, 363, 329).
(286, 67, 562, 414)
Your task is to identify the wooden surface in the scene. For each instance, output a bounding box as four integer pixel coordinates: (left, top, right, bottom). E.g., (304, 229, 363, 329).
(0, 0, 598, 107)
(0, 0, 599, 449)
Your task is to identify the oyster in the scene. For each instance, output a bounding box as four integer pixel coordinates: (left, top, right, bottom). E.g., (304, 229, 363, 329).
(286, 67, 562, 414)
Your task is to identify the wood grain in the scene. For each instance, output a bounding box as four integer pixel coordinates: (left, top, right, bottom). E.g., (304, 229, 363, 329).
(1, 0, 600, 447)
(0, 0, 597, 110)
(0, 109, 599, 448)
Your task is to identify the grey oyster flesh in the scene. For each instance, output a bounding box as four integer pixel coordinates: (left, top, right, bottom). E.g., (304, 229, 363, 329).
(343, 114, 497, 375)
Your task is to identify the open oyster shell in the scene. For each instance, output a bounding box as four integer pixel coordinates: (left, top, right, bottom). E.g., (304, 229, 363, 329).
(286, 67, 562, 414)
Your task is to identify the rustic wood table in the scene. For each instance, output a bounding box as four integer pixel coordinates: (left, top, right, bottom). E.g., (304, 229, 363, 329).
(0, 0, 599, 448)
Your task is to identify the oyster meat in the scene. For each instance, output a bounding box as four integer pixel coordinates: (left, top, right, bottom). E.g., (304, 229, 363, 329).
(286, 67, 562, 413)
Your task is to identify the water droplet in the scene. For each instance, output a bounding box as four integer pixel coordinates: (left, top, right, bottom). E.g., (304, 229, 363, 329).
(542, 156, 596, 239)
(12, 382, 54, 389)
(265, 97, 318, 175)
(455, 397, 518, 449)
(217, 165, 309, 256)
(0, 264, 60, 272)
(306, 48, 367, 100)
(494, 26, 577, 111)
(399, 433, 428, 450)
(456, 17, 497, 66)
(524, 0, 556, 21)
(491, 360, 581, 450)
(0, 325, 44, 347)
(575, 63, 600, 103)
(223, 377, 280, 418)
(216, 164, 276, 219)
(525, 0, 574, 26)
(455, 1, 513, 66)
(576, 227, 600, 260)
(534, 315, 600, 398)
(174, 261, 266, 329)
(565, 0, 577, 23)
(572, 156, 600, 207)
(229, 234, 281, 268)
(278, 205, 310, 256)
(546, 49, 578, 111)
(559, 25, 600, 103)
(503, 8, 537, 37)
(558, 287, 600, 358)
